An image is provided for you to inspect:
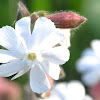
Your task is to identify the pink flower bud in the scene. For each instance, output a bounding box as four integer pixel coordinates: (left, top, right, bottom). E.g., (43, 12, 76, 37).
(46, 12, 87, 28)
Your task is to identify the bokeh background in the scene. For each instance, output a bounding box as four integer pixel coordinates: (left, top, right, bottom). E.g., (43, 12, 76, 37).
(0, 0, 100, 99)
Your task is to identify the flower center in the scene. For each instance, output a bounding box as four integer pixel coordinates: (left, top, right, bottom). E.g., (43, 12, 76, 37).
(27, 53, 36, 60)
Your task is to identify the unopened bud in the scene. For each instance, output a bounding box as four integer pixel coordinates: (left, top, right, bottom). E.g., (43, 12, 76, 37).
(16, 1, 30, 21)
(46, 12, 87, 28)
(31, 13, 39, 24)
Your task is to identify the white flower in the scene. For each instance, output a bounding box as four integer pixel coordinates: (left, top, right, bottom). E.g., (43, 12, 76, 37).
(39, 81, 92, 100)
(76, 39, 100, 86)
(0, 17, 70, 93)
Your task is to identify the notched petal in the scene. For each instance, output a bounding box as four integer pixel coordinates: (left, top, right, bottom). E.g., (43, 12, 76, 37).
(30, 65, 50, 93)
(41, 46, 70, 65)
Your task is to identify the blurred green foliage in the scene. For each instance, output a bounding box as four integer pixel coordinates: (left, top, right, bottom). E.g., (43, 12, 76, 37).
(0, 0, 100, 84)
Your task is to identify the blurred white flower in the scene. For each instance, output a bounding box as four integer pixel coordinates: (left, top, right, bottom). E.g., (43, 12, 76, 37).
(83, 95, 93, 100)
(76, 39, 100, 86)
(39, 81, 92, 100)
(59, 29, 71, 48)
(0, 17, 70, 93)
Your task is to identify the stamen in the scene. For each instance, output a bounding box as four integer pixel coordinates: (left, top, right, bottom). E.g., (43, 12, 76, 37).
(27, 53, 36, 60)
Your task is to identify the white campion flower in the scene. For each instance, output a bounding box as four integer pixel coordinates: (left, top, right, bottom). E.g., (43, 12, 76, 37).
(76, 39, 100, 86)
(0, 17, 70, 93)
(39, 81, 93, 100)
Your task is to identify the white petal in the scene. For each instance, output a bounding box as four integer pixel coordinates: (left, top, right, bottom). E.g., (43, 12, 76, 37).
(41, 46, 70, 65)
(30, 17, 64, 50)
(40, 60, 60, 80)
(48, 63, 60, 80)
(30, 64, 50, 93)
(0, 49, 18, 63)
(0, 60, 25, 77)
(0, 26, 25, 55)
(15, 17, 31, 49)
(11, 65, 29, 80)
(0, 26, 18, 49)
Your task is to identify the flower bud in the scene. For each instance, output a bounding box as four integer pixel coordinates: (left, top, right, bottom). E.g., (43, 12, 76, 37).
(16, 1, 30, 21)
(31, 13, 39, 24)
(46, 12, 87, 28)
(31, 11, 48, 24)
